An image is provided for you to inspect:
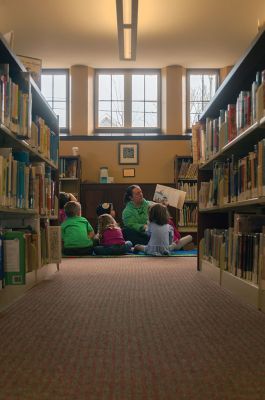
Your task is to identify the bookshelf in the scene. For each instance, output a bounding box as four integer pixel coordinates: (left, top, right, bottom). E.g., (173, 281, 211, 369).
(195, 28, 265, 312)
(59, 155, 81, 200)
(0, 34, 61, 310)
(174, 155, 198, 244)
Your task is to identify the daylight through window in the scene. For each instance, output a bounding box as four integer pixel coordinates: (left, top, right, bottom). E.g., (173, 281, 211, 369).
(96, 70, 160, 133)
(41, 69, 69, 132)
(187, 70, 219, 128)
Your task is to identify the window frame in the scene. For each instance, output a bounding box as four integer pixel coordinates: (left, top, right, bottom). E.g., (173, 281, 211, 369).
(41, 68, 70, 134)
(94, 69, 161, 134)
(186, 69, 219, 130)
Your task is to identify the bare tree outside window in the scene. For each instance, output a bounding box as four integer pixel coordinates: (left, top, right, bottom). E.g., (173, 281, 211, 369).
(41, 69, 69, 133)
(187, 70, 219, 128)
(96, 70, 160, 133)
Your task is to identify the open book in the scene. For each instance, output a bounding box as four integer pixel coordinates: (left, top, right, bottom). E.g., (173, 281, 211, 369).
(153, 184, 186, 209)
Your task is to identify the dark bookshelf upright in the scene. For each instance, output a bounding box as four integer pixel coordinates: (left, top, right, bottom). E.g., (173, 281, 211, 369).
(195, 28, 265, 312)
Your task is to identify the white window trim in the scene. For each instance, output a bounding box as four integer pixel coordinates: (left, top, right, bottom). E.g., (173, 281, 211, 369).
(186, 69, 219, 129)
(41, 69, 70, 134)
(94, 69, 161, 134)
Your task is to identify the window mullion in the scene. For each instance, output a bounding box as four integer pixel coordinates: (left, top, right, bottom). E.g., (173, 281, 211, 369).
(124, 72, 131, 128)
(111, 75, 113, 126)
(144, 76, 146, 127)
(52, 75, 54, 110)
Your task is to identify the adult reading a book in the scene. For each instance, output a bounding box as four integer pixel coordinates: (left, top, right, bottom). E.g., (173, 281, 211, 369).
(122, 185, 150, 245)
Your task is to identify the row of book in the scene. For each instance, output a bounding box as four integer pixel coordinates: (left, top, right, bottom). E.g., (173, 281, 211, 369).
(0, 148, 57, 215)
(59, 158, 79, 179)
(192, 70, 265, 163)
(0, 225, 61, 288)
(199, 138, 265, 208)
(202, 213, 265, 284)
(178, 204, 197, 227)
(0, 64, 31, 137)
(177, 182, 198, 202)
(28, 117, 59, 165)
(0, 64, 58, 166)
(177, 160, 198, 179)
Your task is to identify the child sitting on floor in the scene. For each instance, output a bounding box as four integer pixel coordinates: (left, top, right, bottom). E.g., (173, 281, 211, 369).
(96, 202, 116, 218)
(94, 214, 132, 255)
(59, 192, 77, 224)
(161, 199, 193, 250)
(134, 203, 176, 256)
(61, 201, 95, 256)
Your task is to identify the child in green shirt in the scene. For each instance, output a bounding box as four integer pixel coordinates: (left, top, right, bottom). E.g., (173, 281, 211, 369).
(61, 201, 94, 255)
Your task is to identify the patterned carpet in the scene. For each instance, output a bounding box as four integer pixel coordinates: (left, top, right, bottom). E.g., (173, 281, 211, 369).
(0, 257, 265, 400)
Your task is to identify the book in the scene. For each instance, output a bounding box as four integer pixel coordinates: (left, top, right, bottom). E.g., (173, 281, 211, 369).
(153, 184, 186, 209)
(234, 213, 265, 234)
(3, 231, 25, 285)
(47, 226, 61, 263)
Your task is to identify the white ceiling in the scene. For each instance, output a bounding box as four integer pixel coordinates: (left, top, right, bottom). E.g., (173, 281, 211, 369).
(0, 0, 265, 68)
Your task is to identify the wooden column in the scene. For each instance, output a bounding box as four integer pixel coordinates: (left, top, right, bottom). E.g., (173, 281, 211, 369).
(70, 65, 94, 135)
(161, 65, 186, 134)
(220, 65, 233, 84)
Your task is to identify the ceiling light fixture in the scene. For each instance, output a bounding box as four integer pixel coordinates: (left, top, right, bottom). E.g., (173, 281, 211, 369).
(116, 0, 138, 61)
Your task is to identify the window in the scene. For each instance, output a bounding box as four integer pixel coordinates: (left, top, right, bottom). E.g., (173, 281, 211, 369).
(95, 70, 160, 133)
(41, 69, 69, 133)
(187, 70, 219, 129)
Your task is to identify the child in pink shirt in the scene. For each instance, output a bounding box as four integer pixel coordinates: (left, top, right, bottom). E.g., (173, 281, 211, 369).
(94, 214, 132, 255)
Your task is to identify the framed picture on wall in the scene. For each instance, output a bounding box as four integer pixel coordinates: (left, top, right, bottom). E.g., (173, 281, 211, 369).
(119, 143, 139, 165)
(123, 168, 135, 177)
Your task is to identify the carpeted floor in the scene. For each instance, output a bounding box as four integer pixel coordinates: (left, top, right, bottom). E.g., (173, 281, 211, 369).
(0, 257, 265, 400)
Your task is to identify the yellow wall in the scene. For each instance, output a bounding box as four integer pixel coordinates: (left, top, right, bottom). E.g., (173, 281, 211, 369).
(60, 139, 191, 183)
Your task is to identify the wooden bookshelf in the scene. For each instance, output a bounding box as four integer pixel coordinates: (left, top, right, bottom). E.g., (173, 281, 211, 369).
(197, 29, 265, 312)
(0, 33, 61, 307)
(200, 27, 265, 121)
(175, 155, 198, 244)
(59, 155, 81, 201)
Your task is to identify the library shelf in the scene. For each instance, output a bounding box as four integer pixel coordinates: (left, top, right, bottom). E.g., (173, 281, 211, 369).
(199, 197, 265, 213)
(177, 178, 197, 182)
(59, 155, 82, 200)
(39, 215, 58, 220)
(199, 121, 265, 171)
(197, 28, 265, 312)
(175, 155, 198, 243)
(199, 27, 265, 121)
(200, 259, 221, 285)
(179, 226, 197, 233)
(0, 123, 57, 169)
(0, 33, 61, 309)
(59, 177, 80, 181)
(200, 259, 265, 310)
(0, 264, 59, 312)
(0, 207, 37, 215)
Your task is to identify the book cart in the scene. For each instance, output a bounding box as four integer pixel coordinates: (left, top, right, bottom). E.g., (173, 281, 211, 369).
(195, 28, 265, 312)
(0, 34, 61, 310)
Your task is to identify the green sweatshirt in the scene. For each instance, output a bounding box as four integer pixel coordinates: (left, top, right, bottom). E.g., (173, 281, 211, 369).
(122, 199, 149, 232)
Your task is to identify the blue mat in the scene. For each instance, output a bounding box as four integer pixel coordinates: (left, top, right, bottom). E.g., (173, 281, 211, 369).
(63, 249, 197, 258)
